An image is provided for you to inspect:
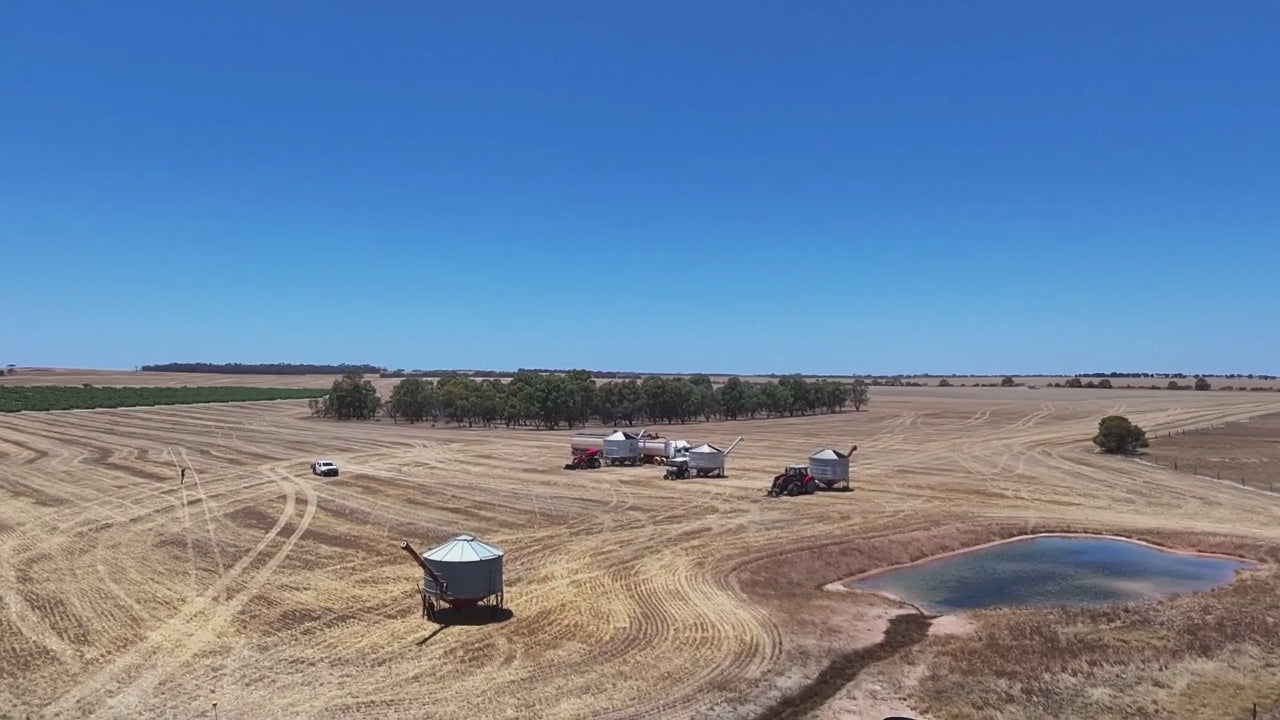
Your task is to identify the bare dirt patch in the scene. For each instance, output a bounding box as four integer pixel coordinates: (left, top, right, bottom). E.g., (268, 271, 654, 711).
(752, 613, 933, 720)
(1147, 412, 1280, 493)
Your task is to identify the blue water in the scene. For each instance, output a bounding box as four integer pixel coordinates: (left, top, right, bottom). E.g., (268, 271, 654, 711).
(851, 536, 1253, 614)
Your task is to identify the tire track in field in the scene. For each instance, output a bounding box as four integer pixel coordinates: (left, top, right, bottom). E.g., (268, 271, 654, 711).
(164, 447, 199, 588)
(46, 465, 306, 717)
(177, 446, 227, 592)
(94, 469, 318, 717)
(0, 539, 80, 666)
(957, 408, 993, 427)
(9, 392, 1280, 718)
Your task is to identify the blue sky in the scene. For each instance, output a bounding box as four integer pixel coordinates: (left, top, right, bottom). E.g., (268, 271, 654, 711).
(3, 1, 1277, 375)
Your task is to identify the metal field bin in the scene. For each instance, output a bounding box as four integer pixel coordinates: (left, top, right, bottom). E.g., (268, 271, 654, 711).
(400, 534, 505, 622)
(603, 430, 642, 466)
(808, 446, 855, 490)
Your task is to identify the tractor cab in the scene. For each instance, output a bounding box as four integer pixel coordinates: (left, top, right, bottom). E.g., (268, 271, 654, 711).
(768, 464, 816, 497)
(565, 447, 603, 470)
(664, 457, 691, 480)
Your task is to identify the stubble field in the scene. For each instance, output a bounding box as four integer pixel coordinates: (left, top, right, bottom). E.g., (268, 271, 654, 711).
(2, 382, 1280, 719)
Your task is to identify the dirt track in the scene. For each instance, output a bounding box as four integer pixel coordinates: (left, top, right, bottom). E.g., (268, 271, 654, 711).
(2, 385, 1280, 718)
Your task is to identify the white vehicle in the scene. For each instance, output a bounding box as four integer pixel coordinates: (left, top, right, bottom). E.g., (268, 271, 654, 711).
(310, 459, 340, 477)
(641, 438, 691, 464)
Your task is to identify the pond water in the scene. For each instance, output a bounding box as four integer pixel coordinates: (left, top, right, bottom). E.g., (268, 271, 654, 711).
(850, 535, 1253, 614)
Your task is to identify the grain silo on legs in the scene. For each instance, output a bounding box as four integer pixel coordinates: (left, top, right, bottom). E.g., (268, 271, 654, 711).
(808, 445, 857, 490)
(399, 534, 505, 622)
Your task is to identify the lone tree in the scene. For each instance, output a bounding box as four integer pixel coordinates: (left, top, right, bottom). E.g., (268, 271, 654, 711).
(1000, 376, 1016, 387)
(1092, 415, 1149, 454)
(937, 378, 952, 387)
(1194, 377, 1211, 391)
(850, 379, 870, 411)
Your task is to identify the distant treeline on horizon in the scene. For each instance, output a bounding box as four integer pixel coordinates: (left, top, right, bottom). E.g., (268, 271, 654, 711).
(137, 363, 1278, 381)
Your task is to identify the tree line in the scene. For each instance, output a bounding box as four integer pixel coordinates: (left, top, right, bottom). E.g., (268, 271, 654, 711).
(141, 362, 383, 375)
(377, 367, 647, 379)
(1051, 377, 1223, 391)
(139, 362, 1279, 383)
(311, 371, 870, 428)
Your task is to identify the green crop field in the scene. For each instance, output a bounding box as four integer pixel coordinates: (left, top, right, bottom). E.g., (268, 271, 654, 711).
(0, 385, 327, 412)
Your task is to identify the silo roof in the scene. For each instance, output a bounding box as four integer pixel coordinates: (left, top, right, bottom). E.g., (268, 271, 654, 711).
(689, 443, 722, 453)
(810, 448, 845, 459)
(424, 534, 505, 562)
(605, 430, 637, 440)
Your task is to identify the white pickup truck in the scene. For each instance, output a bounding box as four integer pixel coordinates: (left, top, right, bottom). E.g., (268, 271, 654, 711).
(310, 459, 340, 477)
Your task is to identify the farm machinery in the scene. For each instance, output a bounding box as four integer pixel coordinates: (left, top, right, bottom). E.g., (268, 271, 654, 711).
(768, 444, 858, 497)
(564, 447, 603, 470)
(686, 436, 744, 478)
(568, 430, 690, 467)
(663, 457, 691, 480)
(767, 465, 817, 497)
(399, 538, 505, 623)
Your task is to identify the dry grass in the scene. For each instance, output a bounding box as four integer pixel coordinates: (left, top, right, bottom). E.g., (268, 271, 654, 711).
(2, 381, 1280, 718)
(911, 561, 1280, 720)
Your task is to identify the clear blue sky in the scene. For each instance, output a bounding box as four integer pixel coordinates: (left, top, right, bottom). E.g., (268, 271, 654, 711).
(3, 2, 1277, 375)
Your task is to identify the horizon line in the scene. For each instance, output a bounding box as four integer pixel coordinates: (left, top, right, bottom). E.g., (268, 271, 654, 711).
(9, 365, 1279, 380)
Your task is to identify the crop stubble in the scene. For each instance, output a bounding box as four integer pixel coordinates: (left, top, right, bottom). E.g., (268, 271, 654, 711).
(1, 385, 1279, 718)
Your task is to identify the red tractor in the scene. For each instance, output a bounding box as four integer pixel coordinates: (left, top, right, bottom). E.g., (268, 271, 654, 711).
(564, 448, 603, 470)
(767, 464, 817, 497)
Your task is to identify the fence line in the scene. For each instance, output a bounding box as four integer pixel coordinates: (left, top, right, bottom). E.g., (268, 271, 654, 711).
(1144, 453, 1277, 495)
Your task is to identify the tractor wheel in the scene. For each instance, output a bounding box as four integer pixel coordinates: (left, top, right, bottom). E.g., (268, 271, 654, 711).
(589, 457, 601, 469)
(805, 479, 816, 495)
(786, 483, 800, 497)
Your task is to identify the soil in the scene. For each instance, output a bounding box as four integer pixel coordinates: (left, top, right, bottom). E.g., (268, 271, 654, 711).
(1147, 412, 1280, 493)
(752, 613, 934, 720)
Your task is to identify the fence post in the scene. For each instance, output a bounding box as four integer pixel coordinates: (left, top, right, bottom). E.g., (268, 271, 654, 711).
(1174, 460, 1178, 471)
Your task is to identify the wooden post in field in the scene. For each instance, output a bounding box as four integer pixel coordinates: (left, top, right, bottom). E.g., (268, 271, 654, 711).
(213, 701, 218, 720)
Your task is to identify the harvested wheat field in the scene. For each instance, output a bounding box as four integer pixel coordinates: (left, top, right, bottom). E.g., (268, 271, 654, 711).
(3, 385, 1280, 719)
